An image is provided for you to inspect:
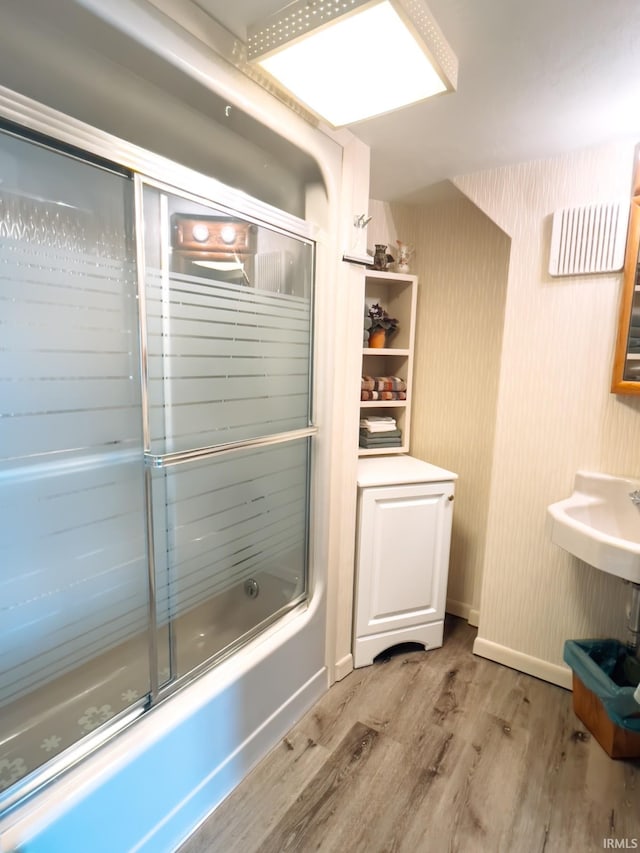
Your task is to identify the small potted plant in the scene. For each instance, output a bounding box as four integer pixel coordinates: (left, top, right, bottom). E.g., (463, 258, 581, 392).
(367, 303, 399, 348)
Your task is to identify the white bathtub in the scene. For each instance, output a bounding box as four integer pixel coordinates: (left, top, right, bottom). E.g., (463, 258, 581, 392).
(0, 579, 327, 853)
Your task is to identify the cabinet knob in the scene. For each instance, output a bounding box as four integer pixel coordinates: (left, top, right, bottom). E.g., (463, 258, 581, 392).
(448, 494, 454, 501)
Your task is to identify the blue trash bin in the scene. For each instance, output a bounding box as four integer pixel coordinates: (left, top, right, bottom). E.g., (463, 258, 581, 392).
(563, 639, 640, 758)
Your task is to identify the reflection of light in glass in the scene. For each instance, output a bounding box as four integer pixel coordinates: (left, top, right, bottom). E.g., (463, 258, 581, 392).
(192, 260, 244, 272)
(1, 187, 81, 208)
(220, 225, 236, 244)
(192, 223, 209, 242)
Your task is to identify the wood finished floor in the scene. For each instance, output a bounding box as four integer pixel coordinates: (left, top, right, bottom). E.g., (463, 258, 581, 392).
(178, 617, 640, 853)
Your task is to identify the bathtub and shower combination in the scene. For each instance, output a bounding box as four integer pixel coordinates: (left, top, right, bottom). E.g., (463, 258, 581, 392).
(0, 88, 329, 852)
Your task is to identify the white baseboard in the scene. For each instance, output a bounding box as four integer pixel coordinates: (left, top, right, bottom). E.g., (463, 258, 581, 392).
(445, 598, 471, 621)
(446, 598, 482, 627)
(334, 653, 353, 682)
(472, 636, 573, 690)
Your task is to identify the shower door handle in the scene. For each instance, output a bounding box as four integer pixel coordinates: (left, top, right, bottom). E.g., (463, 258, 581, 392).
(144, 426, 318, 469)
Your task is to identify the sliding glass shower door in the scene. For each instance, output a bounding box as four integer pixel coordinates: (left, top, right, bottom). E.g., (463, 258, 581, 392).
(0, 129, 150, 797)
(0, 129, 314, 807)
(139, 180, 314, 685)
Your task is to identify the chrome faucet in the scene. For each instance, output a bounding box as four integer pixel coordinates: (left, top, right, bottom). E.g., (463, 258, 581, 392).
(630, 490, 640, 506)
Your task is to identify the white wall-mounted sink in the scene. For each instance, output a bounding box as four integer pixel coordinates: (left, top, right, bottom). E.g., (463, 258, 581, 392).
(546, 471, 640, 583)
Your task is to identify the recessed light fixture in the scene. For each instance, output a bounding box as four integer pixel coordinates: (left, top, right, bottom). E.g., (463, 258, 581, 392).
(220, 224, 237, 244)
(192, 223, 210, 243)
(247, 0, 458, 127)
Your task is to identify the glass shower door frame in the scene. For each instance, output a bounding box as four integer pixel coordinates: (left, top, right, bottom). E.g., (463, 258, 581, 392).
(0, 86, 320, 814)
(134, 175, 317, 700)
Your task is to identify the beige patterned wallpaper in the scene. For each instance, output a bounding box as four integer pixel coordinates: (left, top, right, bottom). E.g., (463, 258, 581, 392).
(370, 138, 640, 684)
(369, 194, 510, 624)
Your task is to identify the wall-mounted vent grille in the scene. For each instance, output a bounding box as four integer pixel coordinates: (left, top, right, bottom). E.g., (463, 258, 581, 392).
(549, 201, 628, 276)
(255, 250, 285, 293)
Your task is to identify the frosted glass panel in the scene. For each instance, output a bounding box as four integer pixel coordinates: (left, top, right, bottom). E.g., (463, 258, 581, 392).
(0, 130, 149, 795)
(141, 185, 314, 454)
(1, 452, 147, 704)
(151, 439, 309, 678)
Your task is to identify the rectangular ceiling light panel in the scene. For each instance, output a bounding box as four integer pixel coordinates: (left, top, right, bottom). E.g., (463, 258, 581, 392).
(247, 0, 458, 127)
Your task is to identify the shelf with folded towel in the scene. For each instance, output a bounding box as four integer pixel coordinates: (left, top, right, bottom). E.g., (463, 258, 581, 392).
(359, 414, 403, 453)
(359, 409, 407, 456)
(359, 270, 417, 456)
(361, 374, 407, 400)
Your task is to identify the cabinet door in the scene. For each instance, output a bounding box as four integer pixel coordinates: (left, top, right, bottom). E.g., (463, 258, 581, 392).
(355, 481, 454, 638)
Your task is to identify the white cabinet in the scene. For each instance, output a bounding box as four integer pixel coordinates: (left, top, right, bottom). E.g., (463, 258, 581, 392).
(360, 271, 417, 456)
(353, 456, 457, 668)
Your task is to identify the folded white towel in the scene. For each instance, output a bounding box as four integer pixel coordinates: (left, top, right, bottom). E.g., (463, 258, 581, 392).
(360, 417, 398, 433)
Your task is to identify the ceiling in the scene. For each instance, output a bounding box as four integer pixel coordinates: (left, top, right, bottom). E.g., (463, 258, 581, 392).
(195, 0, 640, 203)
